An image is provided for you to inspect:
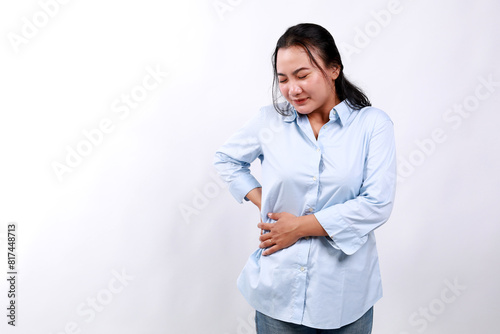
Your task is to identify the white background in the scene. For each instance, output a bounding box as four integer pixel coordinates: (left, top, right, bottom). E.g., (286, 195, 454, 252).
(1, 0, 499, 333)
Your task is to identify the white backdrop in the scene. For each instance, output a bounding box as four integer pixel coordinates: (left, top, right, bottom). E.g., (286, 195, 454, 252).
(1, 0, 499, 333)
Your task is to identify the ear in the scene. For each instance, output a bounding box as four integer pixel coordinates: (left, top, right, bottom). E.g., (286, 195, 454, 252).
(330, 65, 341, 81)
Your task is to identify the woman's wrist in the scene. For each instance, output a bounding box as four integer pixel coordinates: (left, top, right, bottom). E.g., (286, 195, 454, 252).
(297, 214, 328, 238)
(245, 187, 262, 210)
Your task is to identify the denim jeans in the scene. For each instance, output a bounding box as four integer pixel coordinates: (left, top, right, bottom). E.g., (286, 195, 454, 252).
(255, 307, 373, 334)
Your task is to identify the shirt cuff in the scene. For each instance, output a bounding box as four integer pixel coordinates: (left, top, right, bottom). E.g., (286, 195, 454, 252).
(228, 173, 262, 203)
(314, 207, 368, 255)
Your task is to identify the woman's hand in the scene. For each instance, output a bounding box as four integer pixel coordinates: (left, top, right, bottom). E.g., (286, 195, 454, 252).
(257, 212, 302, 256)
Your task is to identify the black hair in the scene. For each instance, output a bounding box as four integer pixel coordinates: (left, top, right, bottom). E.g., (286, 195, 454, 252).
(272, 23, 371, 115)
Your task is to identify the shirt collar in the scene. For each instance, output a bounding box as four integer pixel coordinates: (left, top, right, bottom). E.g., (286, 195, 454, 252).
(332, 100, 353, 127)
(282, 100, 354, 126)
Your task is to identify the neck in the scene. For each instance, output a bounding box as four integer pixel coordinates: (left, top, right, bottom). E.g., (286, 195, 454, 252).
(307, 95, 341, 124)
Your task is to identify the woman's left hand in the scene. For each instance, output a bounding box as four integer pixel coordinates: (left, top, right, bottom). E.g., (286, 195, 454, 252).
(257, 212, 302, 256)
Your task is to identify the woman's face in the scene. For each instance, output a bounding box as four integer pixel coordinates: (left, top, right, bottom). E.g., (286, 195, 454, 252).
(276, 46, 340, 117)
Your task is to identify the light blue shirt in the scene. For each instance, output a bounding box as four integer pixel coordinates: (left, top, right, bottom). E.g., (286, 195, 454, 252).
(213, 100, 396, 329)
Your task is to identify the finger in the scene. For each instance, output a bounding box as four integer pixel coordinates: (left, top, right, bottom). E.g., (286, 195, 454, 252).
(259, 238, 274, 249)
(259, 232, 272, 242)
(262, 245, 280, 256)
(258, 222, 273, 230)
(267, 212, 278, 220)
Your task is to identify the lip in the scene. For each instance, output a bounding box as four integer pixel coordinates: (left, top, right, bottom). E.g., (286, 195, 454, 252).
(293, 97, 308, 105)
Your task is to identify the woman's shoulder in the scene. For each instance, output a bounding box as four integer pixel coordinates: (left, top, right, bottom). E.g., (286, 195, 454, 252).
(257, 102, 295, 122)
(238, 103, 290, 132)
(257, 103, 277, 117)
(356, 105, 393, 126)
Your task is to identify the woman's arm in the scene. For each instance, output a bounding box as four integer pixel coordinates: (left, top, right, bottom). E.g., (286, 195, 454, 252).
(245, 187, 262, 211)
(258, 212, 327, 256)
(257, 117, 396, 256)
(213, 110, 265, 204)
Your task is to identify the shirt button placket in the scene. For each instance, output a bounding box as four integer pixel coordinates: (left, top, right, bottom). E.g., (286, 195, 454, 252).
(305, 145, 321, 215)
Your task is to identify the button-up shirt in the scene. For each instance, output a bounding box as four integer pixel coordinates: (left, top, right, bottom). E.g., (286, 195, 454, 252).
(213, 100, 396, 329)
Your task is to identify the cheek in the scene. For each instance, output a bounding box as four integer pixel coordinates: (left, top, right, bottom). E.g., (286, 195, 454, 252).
(310, 79, 329, 96)
(279, 85, 288, 98)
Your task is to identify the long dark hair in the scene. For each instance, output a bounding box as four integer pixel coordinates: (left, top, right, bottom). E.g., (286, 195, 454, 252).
(272, 23, 371, 115)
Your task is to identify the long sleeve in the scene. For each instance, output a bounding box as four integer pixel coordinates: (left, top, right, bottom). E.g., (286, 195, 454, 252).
(213, 111, 264, 203)
(314, 118, 397, 255)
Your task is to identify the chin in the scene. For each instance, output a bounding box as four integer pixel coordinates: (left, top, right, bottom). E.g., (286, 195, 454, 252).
(294, 106, 313, 115)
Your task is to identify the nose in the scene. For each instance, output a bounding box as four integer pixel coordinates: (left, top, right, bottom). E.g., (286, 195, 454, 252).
(289, 83, 303, 96)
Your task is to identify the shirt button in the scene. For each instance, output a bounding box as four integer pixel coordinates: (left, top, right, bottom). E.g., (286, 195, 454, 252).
(308, 208, 313, 212)
(316, 148, 321, 153)
(300, 267, 306, 272)
(312, 176, 317, 181)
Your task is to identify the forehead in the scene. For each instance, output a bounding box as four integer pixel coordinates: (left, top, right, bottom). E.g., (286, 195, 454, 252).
(276, 45, 322, 72)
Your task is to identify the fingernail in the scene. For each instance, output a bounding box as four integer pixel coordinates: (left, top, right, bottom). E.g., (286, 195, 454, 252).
(267, 213, 272, 217)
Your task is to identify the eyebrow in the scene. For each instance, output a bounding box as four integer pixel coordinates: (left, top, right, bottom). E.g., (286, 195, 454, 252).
(277, 67, 310, 76)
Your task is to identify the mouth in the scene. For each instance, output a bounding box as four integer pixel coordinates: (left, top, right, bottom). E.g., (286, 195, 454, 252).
(293, 98, 308, 105)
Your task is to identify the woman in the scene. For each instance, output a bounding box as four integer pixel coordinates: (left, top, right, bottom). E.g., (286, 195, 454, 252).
(214, 23, 396, 333)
